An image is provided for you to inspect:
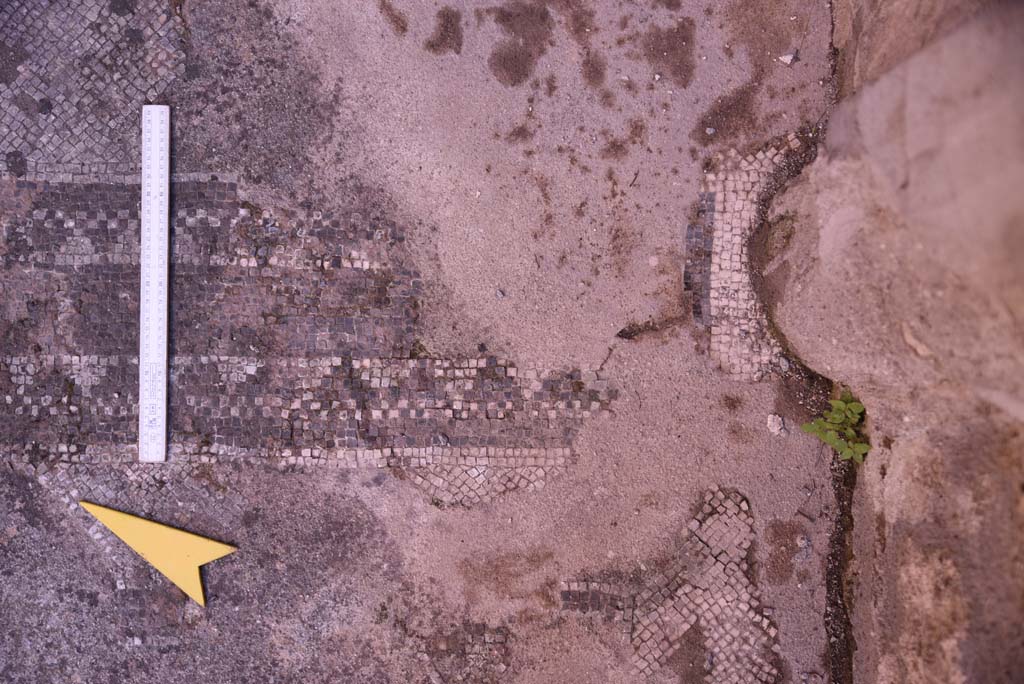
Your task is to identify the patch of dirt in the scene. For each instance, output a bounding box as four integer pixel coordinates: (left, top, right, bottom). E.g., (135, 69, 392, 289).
(599, 119, 647, 160)
(664, 619, 707, 680)
(167, 0, 337, 203)
(109, 0, 137, 18)
(642, 17, 697, 87)
(771, 365, 832, 425)
(0, 41, 28, 86)
(487, 1, 555, 86)
(506, 123, 535, 143)
(765, 519, 808, 584)
(545, 0, 597, 46)
(603, 204, 645, 276)
(581, 49, 607, 87)
(691, 78, 760, 146)
(425, 7, 463, 55)
(615, 313, 686, 341)
(378, 0, 409, 35)
(4, 150, 27, 177)
(190, 464, 229, 494)
(728, 420, 756, 445)
(12, 92, 40, 116)
(0, 269, 67, 352)
(457, 547, 556, 603)
(724, 0, 798, 76)
(0, 178, 36, 218)
(721, 394, 743, 412)
(544, 73, 557, 95)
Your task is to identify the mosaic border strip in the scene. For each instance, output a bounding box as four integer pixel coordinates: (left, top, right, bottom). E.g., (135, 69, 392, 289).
(683, 192, 716, 328)
(5, 444, 576, 510)
(560, 488, 781, 683)
(2, 443, 575, 470)
(683, 134, 805, 381)
(1, 168, 240, 185)
(3, 352, 610, 508)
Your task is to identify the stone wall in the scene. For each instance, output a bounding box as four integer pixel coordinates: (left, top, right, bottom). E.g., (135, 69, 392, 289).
(764, 3, 1024, 682)
(831, 0, 993, 95)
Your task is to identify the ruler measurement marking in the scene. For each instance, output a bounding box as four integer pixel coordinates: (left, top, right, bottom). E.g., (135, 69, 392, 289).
(139, 105, 169, 463)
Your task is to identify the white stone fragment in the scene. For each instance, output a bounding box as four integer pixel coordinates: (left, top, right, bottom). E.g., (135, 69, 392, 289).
(767, 413, 788, 436)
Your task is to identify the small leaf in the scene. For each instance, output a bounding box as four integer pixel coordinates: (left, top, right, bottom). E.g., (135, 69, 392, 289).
(800, 422, 816, 433)
(852, 451, 864, 464)
(853, 443, 870, 455)
(838, 451, 852, 461)
(848, 402, 865, 414)
(829, 400, 847, 411)
(843, 427, 856, 439)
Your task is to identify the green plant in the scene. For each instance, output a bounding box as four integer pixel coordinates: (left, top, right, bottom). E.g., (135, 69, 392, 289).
(801, 390, 871, 464)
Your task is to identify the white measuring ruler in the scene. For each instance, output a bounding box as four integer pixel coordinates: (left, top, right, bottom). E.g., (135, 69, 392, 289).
(139, 105, 169, 462)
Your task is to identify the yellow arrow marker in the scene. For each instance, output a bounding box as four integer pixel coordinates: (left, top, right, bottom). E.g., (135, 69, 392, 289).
(80, 501, 236, 606)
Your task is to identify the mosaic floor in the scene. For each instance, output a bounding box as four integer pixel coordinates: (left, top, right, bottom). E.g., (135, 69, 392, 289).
(0, 174, 617, 506)
(561, 488, 781, 683)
